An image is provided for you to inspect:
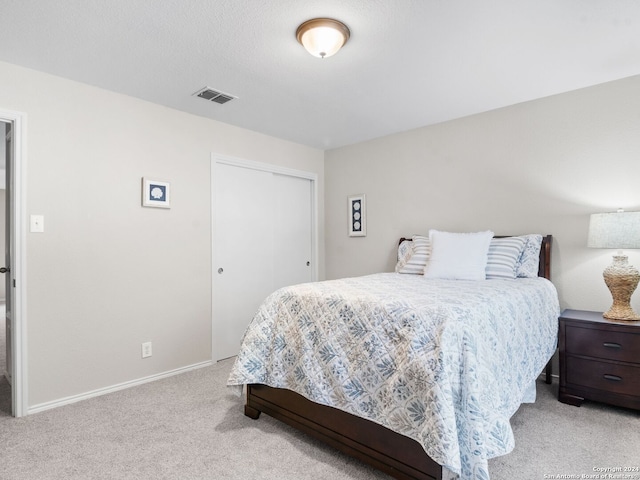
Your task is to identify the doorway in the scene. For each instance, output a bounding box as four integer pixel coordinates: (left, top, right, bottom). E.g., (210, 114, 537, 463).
(0, 121, 7, 415)
(211, 155, 318, 361)
(0, 109, 26, 417)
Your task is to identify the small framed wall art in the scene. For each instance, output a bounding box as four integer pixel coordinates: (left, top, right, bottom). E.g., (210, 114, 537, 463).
(348, 194, 366, 237)
(142, 178, 171, 208)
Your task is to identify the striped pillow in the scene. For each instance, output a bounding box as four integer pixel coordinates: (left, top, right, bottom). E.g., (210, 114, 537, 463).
(395, 235, 431, 274)
(485, 236, 527, 279)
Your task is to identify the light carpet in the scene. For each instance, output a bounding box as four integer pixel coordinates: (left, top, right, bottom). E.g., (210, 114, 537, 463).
(0, 357, 638, 480)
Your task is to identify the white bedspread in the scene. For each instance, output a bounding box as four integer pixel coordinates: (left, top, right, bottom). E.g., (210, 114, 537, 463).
(227, 273, 560, 479)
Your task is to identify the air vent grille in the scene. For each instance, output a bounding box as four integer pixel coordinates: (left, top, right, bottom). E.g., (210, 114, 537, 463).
(193, 87, 236, 105)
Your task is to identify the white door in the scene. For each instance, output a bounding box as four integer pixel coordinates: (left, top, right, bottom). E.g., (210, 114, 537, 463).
(0, 109, 24, 417)
(272, 173, 312, 290)
(213, 164, 275, 361)
(3, 122, 11, 386)
(212, 159, 314, 361)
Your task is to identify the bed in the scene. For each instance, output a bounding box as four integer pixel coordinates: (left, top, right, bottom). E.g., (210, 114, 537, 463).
(227, 233, 558, 480)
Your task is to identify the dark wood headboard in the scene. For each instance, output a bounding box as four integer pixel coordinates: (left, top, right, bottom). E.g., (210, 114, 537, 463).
(399, 234, 553, 280)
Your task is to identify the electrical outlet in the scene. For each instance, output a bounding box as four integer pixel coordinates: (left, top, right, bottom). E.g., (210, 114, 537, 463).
(141, 341, 152, 358)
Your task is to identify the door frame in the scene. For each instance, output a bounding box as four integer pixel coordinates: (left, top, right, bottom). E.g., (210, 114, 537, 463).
(210, 153, 319, 360)
(1, 108, 27, 417)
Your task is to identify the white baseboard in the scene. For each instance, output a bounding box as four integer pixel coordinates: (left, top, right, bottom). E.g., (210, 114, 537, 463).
(28, 360, 213, 415)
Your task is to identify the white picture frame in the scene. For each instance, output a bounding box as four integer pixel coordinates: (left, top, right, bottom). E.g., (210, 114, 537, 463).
(348, 194, 366, 237)
(142, 178, 171, 208)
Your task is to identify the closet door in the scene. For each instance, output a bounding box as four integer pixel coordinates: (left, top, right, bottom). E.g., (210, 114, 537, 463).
(213, 162, 314, 361)
(213, 164, 275, 361)
(272, 173, 312, 290)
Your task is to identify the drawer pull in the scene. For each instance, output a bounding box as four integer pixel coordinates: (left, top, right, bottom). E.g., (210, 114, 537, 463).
(603, 374, 622, 382)
(603, 342, 622, 349)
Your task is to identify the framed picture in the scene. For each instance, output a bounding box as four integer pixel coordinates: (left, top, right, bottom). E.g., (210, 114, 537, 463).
(142, 178, 171, 208)
(348, 194, 366, 237)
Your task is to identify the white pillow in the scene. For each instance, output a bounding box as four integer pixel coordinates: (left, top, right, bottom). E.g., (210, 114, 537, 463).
(423, 230, 493, 280)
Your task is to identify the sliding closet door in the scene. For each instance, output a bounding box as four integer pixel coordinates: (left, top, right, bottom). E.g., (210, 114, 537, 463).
(213, 164, 275, 361)
(272, 173, 312, 290)
(213, 161, 314, 361)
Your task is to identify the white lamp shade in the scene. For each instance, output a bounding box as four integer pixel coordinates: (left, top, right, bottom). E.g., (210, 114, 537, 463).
(587, 211, 640, 249)
(296, 18, 350, 58)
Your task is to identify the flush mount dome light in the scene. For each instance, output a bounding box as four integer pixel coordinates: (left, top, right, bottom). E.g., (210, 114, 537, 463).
(296, 18, 350, 58)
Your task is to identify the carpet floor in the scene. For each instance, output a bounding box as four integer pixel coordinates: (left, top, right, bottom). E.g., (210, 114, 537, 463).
(0, 357, 638, 480)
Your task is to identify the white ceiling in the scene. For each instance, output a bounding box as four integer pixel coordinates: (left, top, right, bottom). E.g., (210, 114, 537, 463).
(1, 0, 640, 150)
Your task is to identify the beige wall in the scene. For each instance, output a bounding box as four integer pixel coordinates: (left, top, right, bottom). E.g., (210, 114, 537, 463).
(325, 75, 640, 314)
(0, 61, 324, 408)
(3, 56, 639, 409)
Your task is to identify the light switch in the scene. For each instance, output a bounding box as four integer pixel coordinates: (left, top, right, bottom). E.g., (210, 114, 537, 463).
(30, 215, 44, 233)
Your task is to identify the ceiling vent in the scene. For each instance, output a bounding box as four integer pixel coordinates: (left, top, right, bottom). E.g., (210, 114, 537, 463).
(193, 87, 236, 105)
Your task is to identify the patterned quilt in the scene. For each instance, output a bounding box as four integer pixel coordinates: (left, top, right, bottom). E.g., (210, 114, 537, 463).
(227, 273, 560, 480)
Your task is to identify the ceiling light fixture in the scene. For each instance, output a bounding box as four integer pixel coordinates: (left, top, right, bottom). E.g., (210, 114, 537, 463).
(296, 18, 350, 59)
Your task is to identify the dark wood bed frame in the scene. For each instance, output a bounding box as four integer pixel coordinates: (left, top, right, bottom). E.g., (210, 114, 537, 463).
(244, 235, 553, 480)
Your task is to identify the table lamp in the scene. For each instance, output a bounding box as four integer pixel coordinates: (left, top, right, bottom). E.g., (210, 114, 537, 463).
(587, 210, 640, 321)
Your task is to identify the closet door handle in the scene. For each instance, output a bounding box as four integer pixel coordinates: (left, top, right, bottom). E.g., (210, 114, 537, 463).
(0, 267, 9, 273)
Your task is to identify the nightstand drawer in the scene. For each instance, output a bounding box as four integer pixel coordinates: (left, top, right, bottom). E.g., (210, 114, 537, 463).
(566, 356, 640, 396)
(565, 325, 640, 362)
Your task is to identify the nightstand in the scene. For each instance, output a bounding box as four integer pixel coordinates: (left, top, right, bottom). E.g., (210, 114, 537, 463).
(559, 309, 640, 410)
